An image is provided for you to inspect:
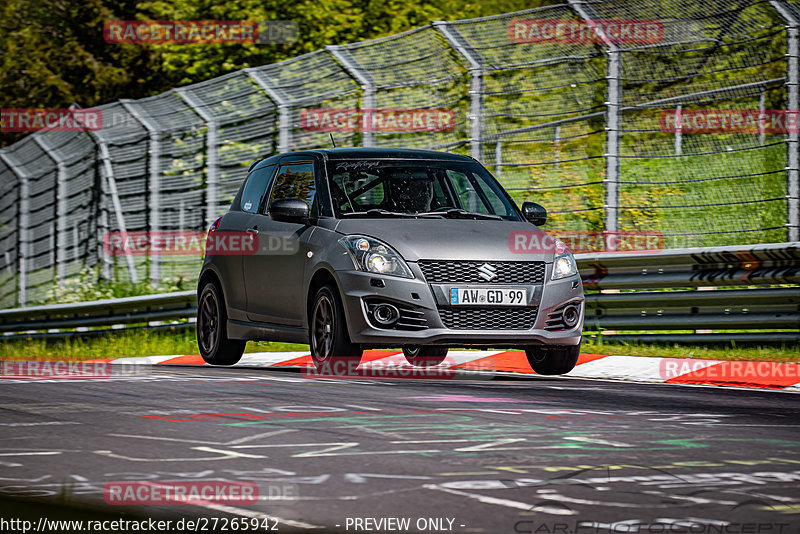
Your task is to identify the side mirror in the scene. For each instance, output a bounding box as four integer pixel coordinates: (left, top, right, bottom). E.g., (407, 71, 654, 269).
(269, 198, 310, 224)
(521, 202, 547, 226)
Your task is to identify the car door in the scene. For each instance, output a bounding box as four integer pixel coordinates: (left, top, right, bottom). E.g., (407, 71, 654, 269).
(243, 158, 319, 325)
(216, 164, 276, 316)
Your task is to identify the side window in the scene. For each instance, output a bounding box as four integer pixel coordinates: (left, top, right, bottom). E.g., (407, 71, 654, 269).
(240, 165, 276, 214)
(448, 170, 488, 213)
(472, 172, 512, 216)
(267, 163, 316, 210)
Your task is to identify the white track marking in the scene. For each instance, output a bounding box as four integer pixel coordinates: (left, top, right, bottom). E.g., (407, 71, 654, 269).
(564, 436, 633, 447)
(113, 355, 180, 365)
(343, 473, 433, 483)
(92, 449, 262, 462)
(109, 429, 297, 447)
(424, 484, 576, 515)
(344, 404, 382, 411)
(191, 446, 268, 459)
(0, 451, 61, 456)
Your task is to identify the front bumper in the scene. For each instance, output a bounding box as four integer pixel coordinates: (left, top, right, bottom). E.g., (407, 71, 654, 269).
(334, 263, 584, 348)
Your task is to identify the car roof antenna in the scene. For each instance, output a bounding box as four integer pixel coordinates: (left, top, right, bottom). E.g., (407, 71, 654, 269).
(329, 133, 336, 148)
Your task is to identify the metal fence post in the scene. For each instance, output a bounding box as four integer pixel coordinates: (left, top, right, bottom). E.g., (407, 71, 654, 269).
(176, 89, 219, 228)
(554, 126, 561, 167)
(327, 46, 377, 147)
(245, 69, 293, 153)
(121, 100, 161, 283)
(758, 88, 767, 146)
(31, 136, 68, 281)
(0, 152, 28, 306)
(434, 21, 485, 161)
(88, 132, 136, 283)
(604, 44, 621, 235)
(770, 0, 799, 241)
(568, 0, 621, 235)
(87, 134, 110, 281)
(495, 141, 502, 179)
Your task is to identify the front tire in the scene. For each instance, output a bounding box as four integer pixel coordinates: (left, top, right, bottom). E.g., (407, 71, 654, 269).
(403, 346, 448, 367)
(197, 281, 245, 366)
(309, 284, 362, 373)
(525, 344, 580, 375)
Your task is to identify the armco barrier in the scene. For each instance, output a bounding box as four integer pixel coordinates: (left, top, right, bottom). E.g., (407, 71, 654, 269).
(0, 290, 196, 337)
(578, 242, 800, 344)
(0, 243, 798, 344)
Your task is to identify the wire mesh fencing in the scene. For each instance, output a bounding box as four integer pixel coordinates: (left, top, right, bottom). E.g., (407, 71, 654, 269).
(0, 0, 798, 307)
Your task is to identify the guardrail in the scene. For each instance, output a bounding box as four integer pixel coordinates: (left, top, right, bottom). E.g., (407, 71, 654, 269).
(578, 241, 800, 344)
(1, 243, 798, 345)
(0, 291, 196, 340)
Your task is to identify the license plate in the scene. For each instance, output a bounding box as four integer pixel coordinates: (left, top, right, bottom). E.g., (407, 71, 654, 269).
(449, 287, 527, 306)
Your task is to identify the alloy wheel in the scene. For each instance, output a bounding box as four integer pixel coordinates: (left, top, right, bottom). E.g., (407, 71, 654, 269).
(312, 294, 335, 360)
(198, 289, 219, 354)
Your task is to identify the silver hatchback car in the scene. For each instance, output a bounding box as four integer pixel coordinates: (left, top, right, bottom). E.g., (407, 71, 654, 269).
(197, 148, 584, 374)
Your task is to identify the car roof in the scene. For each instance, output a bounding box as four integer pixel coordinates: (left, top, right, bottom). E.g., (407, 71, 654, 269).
(313, 147, 474, 161)
(252, 147, 474, 171)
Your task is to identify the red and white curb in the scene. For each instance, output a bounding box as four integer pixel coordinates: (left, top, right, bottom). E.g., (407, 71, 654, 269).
(83, 351, 800, 392)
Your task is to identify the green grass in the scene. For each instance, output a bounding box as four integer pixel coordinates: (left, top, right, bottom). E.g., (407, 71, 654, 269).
(0, 329, 796, 362)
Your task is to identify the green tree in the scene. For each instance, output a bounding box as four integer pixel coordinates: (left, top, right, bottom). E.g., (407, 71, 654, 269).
(0, 0, 550, 147)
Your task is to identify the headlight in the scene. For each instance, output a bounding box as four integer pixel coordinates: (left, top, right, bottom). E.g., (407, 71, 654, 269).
(339, 236, 413, 278)
(551, 239, 577, 280)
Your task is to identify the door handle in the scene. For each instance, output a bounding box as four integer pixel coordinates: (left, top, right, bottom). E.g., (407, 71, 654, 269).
(246, 226, 259, 234)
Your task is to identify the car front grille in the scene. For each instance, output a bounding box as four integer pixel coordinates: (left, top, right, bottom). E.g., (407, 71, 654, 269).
(418, 260, 546, 284)
(438, 306, 539, 330)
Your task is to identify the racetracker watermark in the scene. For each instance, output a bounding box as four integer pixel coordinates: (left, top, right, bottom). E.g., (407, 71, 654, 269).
(659, 359, 800, 381)
(103, 481, 262, 505)
(102, 231, 299, 256)
(104, 20, 298, 45)
(300, 108, 456, 133)
(509, 231, 663, 254)
(509, 19, 663, 43)
(301, 356, 495, 381)
(659, 109, 800, 134)
(0, 108, 102, 132)
(0, 361, 145, 380)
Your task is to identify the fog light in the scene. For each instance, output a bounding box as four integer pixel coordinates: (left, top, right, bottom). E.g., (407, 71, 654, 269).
(372, 303, 399, 326)
(562, 304, 580, 328)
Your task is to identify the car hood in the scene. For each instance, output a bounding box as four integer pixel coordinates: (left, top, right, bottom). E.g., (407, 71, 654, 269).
(333, 218, 554, 262)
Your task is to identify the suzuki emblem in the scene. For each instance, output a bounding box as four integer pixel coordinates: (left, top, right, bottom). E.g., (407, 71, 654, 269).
(477, 263, 497, 282)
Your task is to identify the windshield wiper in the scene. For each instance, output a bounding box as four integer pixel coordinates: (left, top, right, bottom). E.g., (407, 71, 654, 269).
(340, 209, 419, 218)
(416, 208, 502, 220)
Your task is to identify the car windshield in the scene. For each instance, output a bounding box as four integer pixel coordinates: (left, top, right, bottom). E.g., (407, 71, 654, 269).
(326, 159, 521, 221)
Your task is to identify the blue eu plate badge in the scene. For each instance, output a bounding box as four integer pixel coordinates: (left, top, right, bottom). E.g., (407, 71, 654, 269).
(450, 288, 458, 304)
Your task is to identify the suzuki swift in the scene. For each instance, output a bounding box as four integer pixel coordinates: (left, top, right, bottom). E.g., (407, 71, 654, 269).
(197, 148, 584, 374)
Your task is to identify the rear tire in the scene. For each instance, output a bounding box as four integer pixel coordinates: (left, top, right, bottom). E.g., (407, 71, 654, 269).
(403, 346, 448, 367)
(309, 284, 362, 373)
(197, 281, 245, 366)
(525, 344, 580, 375)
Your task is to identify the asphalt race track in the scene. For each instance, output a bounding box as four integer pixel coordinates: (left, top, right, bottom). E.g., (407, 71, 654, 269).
(1, 365, 799, 533)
